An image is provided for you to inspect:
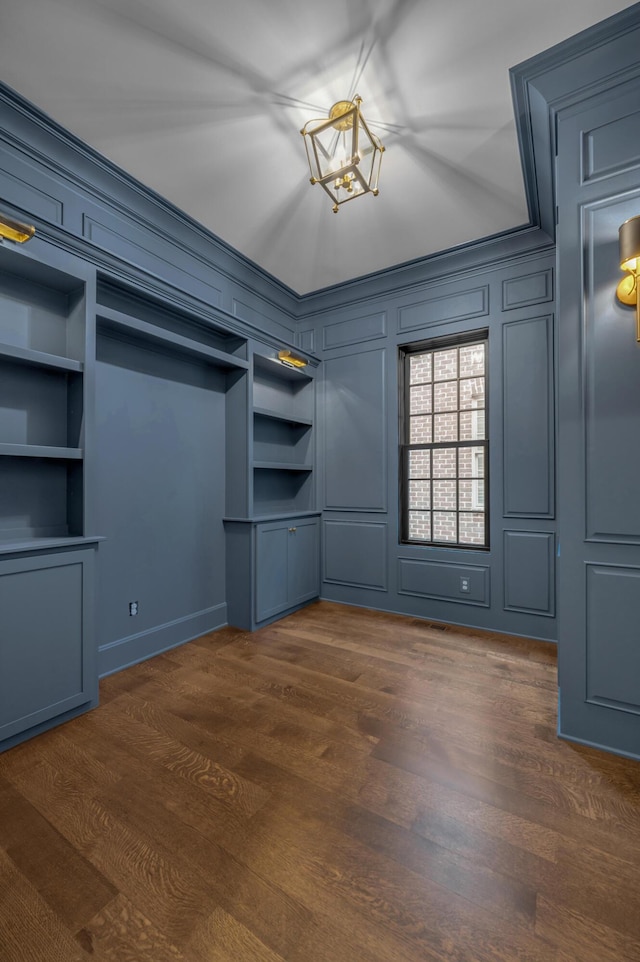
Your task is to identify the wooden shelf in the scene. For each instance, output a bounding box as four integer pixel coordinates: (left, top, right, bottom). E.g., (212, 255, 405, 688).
(253, 406, 312, 428)
(0, 342, 83, 373)
(253, 461, 312, 472)
(0, 443, 83, 460)
(97, 306, 249, 371)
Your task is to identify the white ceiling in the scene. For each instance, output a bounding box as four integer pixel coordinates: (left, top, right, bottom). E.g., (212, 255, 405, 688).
(0, 0, 634, 295)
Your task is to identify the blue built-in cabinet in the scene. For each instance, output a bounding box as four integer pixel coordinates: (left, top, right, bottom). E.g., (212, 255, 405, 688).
(0, 239, 101, 750)
(225, 346, 321, 631)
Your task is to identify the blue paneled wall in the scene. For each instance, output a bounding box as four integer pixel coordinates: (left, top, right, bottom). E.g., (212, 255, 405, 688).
(303, 248, 557, 640)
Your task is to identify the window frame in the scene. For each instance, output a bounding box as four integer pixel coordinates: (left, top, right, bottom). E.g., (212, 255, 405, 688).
(399, 330, 490, 550)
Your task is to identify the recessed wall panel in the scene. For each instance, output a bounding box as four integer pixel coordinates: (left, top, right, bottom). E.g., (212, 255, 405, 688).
(398, 286, 488, 332)
(0, 146, 64, 225)
(583, 110, 640, 182)
(296, 329, 315, 353)
(83, 212, 223, 308)
(586, 564, 640, 714)
(323, 312, 386, 350)
(502, 269, 553, 310)
(232, 297, 294, 343)
(323, 521, 387, 590)
(584, 201, 640, 542)
(398, 558, 489, 606)
(503, 315, 554, 517)
(323, 349, 386, 511)
(503, 530, 555, 615)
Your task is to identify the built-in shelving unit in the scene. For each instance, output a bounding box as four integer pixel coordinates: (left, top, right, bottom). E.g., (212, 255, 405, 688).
(0, 243, 89, 548)
(224, 344, 320, 630)
(96, 278, 248, 371)
(0, 239, 100, 753)
(252, 350, 315, 517)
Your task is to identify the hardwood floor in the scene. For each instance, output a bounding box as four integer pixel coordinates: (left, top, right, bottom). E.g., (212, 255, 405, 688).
(2, 600, 640, 962)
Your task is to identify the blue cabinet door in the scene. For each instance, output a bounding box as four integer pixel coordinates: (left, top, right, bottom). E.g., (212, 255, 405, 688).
(255, 521, 290, 622)
(288, 517, 319, 608)
(0, 548, 97, 747)
(254, 517, 319, 624)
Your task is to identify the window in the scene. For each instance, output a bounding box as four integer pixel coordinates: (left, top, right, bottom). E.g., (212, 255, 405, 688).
(400, 332, 489, 548)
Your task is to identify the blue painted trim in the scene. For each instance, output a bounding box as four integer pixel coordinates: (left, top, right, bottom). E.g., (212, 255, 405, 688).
(253, 598, 321, 631)
(0, 698, 99, 754)
(318, 596, 557, 646)
(557, 729, 640, 764)
(510, 2, 640, 254)
(98, 603, 227, 677)
(0, 81, 301, 311)
(299, 227, 553, 314)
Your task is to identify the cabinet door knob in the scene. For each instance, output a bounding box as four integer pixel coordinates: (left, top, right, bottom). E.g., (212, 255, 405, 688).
(289, 527, 297, 532)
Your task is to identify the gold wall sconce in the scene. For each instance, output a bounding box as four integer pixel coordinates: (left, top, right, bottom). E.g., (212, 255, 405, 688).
(0, 212, 36, 243)
(301, 95, 384, 213)
(278, 349, 307, 370)
(617, 214, 640, 341)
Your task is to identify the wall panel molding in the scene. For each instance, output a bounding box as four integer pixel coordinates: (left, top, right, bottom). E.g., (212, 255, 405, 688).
(502, 269, 553, 310)
(83, 212, 223, 309)
(0, 146, 64, 226)
(296, 329, 315, 353)
(398, 285, 489, 333)
(398, 558, 490, 606)
(503, 530, 555, 615)
(323, 348, 387, 512)
(323, 312, 386, 350)
(232, 296, 294, 344)
(583, 196, 640, 544)
(502, 313, 554, 518)
(582, 108, 640, 183)
(586, 563, 640, 716)
(323, 521, 388, 591)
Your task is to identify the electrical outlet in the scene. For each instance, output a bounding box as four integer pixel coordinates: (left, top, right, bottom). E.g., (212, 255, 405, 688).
(129, 601, 138, 616)
(459, 577, 470, 594)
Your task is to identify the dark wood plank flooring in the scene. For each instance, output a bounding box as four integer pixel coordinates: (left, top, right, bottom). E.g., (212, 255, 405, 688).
(2, 601, 640, 961)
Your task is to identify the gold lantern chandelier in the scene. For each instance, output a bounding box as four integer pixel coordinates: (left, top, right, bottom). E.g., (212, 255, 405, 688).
(301, 95, 384, 213)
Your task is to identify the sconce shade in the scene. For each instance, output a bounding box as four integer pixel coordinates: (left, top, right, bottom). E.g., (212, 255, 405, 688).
(620, 215, 640, 272)
(301, 96, 384, 213)
(0, 212, 35, 243)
